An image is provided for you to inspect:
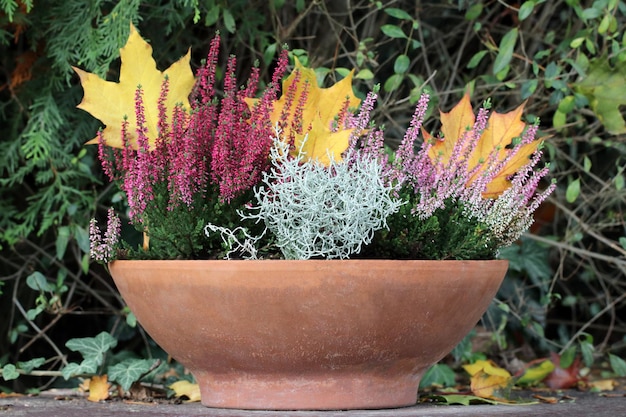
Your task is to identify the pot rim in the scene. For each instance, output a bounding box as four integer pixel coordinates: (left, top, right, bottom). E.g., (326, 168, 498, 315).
(110, 258, 509, 264)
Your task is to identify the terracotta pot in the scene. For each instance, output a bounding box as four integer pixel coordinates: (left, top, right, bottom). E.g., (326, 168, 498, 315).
(109, 259, 507, 410)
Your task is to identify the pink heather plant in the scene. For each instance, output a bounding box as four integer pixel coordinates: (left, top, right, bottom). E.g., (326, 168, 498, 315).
(97, 35, 288, 215)
(86, 33, 554, 262)
(345, 91, 555, 259)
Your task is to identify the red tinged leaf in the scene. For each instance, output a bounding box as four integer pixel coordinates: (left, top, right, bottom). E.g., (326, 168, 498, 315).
(544, 352, 582, 390)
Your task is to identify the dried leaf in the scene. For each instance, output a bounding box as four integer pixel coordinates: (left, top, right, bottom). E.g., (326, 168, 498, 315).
(87, 374, 110, 402)
(470, 372, 512, 399)
(463, 359, 512, 399)
(10, 50, 38, 90)
(423, 393, 537, 406)
(544, 352, 581, 389)
(75, 24, 195, 149)
(588, 379, 617, 391)
(426, 93, 541, 197)
(169, 380, 201, 402)
(246, 58, 360, 165)
(464, 359, 511, 378)
(0, 392, 24, 398)
(78, 378, 91, 393)
(532, 394, 559, 404)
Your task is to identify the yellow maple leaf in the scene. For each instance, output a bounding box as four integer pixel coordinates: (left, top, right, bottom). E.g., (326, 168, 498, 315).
(74, 24, 195, 150)
(87, 374, 110, 402)
(426, 93, 541, 197)
(169, 380, 201, 402)
(463, 359, 512, 399)
(246, 58, 361, 165)
(464, 359, 512, 378)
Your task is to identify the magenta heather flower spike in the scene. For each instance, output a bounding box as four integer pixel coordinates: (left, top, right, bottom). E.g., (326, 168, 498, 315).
(193, 34, 221, 105)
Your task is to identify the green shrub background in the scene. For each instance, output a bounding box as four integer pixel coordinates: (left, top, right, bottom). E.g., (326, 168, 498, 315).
(2, 0, 626, 390)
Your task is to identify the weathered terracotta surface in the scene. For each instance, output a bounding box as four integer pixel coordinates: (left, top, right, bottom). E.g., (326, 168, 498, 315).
(108, 259, 508, 410)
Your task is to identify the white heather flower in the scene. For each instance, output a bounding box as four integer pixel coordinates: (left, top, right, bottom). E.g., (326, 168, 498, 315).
(89, 208, 121, 263)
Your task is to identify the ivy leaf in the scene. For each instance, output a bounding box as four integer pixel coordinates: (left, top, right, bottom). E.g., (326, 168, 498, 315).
(425, 93, 541, 197)
(108, 359, 158, 391)
(419, 363, 456, 388)
(65, 332, 117, 367)
(16, 357, 45, 374)
(1, 364, 19, 381)
(575, 57, 626, 134)
(246, 58, 360, 166)
(74, 24, 195, 149)
(498, 237, 552, 285)
(62, 359, 99, 380)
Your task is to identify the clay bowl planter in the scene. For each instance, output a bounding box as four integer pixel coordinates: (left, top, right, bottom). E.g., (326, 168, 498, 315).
(108, 259, 508, 410)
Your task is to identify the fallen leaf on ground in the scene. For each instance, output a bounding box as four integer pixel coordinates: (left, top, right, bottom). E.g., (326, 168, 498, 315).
(0, 392, 23, 398)
(544, 352, 582, 389)
(169, 380, 201, 402)
(87, 374, 110, 402)
(516, 359, 555, 386)
(587, 378, 617, 391)
(422, 393, 537, 406)
(532, 394, 559, 404)
(600, 392, 626, 398)
(123, 399, 158, 406)
(78, 378, 90, 393)
(463, 359, 513, 399)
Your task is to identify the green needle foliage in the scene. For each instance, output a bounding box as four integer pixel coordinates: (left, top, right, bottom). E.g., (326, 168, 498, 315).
(361, 190, 498, 260)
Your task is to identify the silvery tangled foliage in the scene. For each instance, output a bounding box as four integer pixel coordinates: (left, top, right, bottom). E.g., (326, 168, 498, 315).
(204, 223, 262, 260)
(243, 129, 403, 259)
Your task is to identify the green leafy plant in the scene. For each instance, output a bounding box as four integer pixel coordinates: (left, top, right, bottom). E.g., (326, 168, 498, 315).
(62, 331, 160, 392)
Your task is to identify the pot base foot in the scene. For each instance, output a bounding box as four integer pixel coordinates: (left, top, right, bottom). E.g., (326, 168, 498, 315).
(195, 369, 425, 410)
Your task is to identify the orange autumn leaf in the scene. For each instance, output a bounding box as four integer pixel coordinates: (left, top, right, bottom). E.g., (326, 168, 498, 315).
(426, 93, 541, 197)
(87, 375, 110, 402)
(74, 24, 195, 150)
(0, 392, 23, 398)
(246, 58, 360, 165)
